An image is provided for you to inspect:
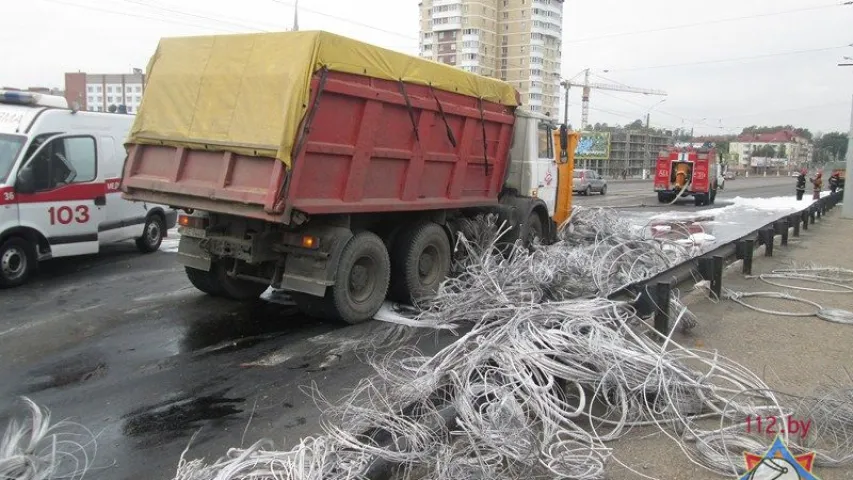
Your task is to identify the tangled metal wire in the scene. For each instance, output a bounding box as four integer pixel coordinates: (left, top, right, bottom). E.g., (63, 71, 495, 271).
(0, 397, 96, 480)
(169, 208, 853, 480)
(725, 265, 853, 325)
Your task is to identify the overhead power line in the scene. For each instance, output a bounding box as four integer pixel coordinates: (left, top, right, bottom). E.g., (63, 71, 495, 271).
(608, 45, 849, 72)
(39, 0, 247, 32)
(270, 0, 419, 41)
(118, 0, 269, 33)
(565, 3, 847, 44)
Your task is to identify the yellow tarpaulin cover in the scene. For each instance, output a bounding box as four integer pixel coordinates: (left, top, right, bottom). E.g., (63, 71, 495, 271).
(128, 30, 520, 169)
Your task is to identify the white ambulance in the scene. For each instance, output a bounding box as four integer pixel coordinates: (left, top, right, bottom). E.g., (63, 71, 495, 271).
(0, 89, 177, 287)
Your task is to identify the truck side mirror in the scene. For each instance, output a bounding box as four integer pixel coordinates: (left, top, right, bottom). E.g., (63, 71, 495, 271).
(16, 165, 36, 194)
(559, 124, 568, 151)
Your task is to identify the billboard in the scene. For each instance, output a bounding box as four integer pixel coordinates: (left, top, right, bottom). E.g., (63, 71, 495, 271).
(575, 131, 611, 160)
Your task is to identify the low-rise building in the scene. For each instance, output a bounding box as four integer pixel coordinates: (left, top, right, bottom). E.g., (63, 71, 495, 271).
(65, 70, 145, 113)
(729, 130, 812, 173)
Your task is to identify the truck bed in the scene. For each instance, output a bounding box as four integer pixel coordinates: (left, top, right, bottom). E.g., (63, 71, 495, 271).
(123, 70, 517, 223)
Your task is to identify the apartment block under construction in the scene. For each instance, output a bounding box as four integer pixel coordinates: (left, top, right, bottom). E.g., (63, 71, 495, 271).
(418, 0, 564, 116)
(608, 130, 672, 178)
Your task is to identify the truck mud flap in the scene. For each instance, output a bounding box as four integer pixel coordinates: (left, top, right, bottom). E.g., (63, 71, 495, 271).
(176, 236, 212, 271)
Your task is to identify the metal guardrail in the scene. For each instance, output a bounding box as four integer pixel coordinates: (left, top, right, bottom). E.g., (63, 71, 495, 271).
(614, 190, 845, 335)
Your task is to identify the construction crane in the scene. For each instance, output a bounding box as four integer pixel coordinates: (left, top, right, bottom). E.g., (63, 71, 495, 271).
(561, 69, 667, 130)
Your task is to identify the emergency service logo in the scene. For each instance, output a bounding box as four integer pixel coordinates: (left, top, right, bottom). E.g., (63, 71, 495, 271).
(738, 435, 819, 480)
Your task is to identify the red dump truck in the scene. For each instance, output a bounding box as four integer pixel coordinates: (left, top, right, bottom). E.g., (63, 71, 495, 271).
(654, 144, 724, 206)
(121, 31, 577, 324)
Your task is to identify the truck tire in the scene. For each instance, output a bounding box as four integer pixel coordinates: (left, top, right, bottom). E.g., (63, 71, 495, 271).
(0, 237, 36, 288)
(694, 194, 708, 207)
(390, 222, 451, 305)
(524, 212, 544, 247)
(657, 192, 668, 203)
(136, 214, 165, 253)
(211, 261, 268, 301)
(329, 231, 390, 324)
(184, 266, 225, 296)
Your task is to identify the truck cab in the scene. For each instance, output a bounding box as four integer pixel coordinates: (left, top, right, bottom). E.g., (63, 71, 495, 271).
(0, 89, 177, 287)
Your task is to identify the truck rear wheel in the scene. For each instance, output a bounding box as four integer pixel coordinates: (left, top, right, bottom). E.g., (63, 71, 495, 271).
(330, 231, 390, 324)
(390, 222, 451, 305)
(211, 261, 269, 301)
(184, 266, 225, 297)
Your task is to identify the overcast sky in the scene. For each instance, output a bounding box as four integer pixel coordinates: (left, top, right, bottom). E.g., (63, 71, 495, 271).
(1, 0, 852, 136)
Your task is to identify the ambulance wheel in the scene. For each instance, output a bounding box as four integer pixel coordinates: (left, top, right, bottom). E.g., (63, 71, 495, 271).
(136, 214, 165, 253)
(184, 266, 225, 297)
(0, 237, 35, 288)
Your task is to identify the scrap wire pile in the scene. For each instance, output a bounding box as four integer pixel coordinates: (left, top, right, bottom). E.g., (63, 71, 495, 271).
(0, 398, 96, 480)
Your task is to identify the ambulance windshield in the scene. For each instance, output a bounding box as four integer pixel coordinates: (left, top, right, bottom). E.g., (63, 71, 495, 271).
(0, 133, 26, 184)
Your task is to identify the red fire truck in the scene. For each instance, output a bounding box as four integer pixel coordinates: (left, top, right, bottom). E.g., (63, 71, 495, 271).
(654, 144, 723, 206)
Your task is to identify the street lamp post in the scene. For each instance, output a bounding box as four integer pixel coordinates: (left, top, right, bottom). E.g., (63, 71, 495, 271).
(643, 99, 667, 180)
(840, 58, 853, 218)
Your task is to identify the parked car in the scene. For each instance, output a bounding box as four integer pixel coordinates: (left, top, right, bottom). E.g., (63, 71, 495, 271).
(573, 169, 607, 195)
(724, 171, 736, 180)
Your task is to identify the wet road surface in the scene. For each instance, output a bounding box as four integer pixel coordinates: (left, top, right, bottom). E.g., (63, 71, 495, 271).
(0, 175, 804, 479)
(0, 241, 456, 480)
(574, 176, 793, 209)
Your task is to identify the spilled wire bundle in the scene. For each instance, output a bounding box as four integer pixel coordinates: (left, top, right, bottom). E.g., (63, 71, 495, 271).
(0, 397, 97, 480)
(170, 208, 853, 480)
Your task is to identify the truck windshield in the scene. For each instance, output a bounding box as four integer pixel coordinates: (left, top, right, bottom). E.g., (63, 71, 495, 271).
(0, 133, 26, 184)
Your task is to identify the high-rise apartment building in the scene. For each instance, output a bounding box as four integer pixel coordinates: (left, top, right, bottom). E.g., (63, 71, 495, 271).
(418, 0, 564, 116)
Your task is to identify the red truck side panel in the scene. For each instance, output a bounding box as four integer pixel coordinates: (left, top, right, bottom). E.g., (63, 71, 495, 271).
(122, 70, 517, 223)
(653, 152, 673, 189)
(692, 152, 710, 192)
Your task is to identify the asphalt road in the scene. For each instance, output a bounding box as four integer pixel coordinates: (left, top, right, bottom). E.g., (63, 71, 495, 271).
(0, 175, 800, 480)
(574, 175, 794, 209)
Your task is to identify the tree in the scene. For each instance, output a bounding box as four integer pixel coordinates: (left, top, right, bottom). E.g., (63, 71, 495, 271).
(816, 132, 848, 163)
(626, 119, 644, 130)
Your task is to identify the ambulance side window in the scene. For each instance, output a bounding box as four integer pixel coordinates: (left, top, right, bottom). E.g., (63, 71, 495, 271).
(26, 136, 97, 191)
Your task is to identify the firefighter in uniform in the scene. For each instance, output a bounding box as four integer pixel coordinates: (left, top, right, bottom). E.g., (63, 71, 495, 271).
(795, 168, 807, 201)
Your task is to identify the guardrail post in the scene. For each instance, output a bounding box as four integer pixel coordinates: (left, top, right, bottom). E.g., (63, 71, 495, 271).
(791, 213, 800, 237)
(712, 255, 723, 298)
(655, 281, 672, 336)
(760, 227, 774, 256)
(698, 257, 712, 279)
(777, 218, 789, 246)
(742, 239, 754, 275)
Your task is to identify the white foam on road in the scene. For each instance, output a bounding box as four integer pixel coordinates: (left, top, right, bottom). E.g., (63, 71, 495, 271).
(160, 228, 180, 253)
